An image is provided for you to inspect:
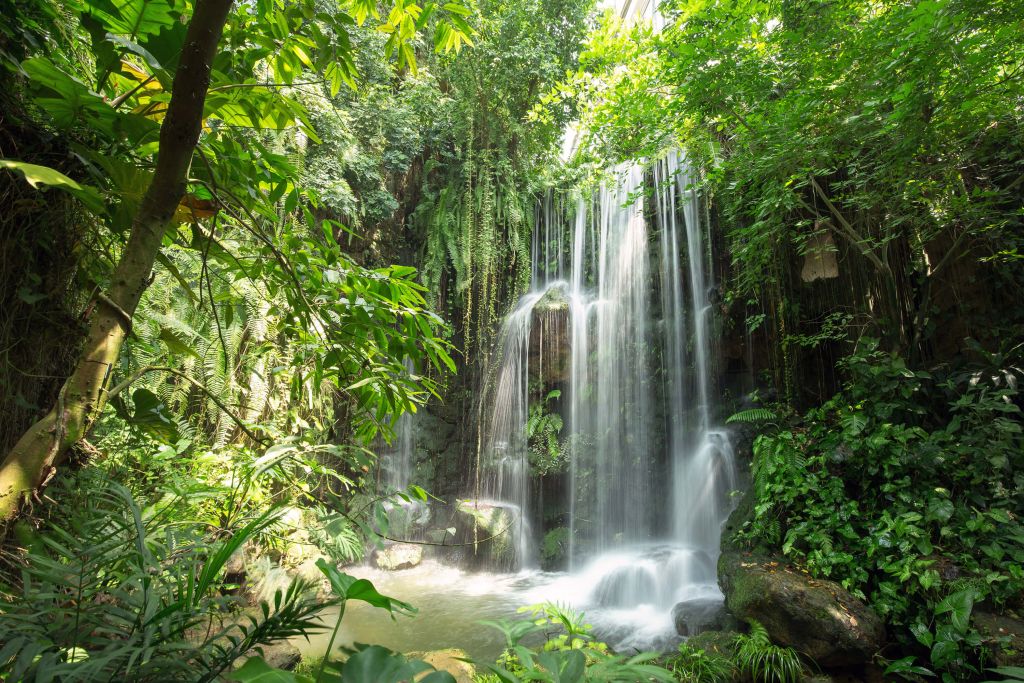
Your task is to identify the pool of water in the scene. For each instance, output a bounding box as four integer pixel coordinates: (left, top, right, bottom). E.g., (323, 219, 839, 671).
(294, 544, 720, 665)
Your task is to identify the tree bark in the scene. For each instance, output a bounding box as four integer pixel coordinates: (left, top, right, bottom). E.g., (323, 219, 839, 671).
(0, 0, 235, 521)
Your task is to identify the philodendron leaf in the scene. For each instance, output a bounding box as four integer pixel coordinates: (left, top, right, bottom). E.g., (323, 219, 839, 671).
(935, 588, 975, 633)
(0, 159, 105, 213)
(315, 558, 416, 616)
(228, 656, 315, 682)
(339, 646, 455, 683)
(90, 0, 177, 39)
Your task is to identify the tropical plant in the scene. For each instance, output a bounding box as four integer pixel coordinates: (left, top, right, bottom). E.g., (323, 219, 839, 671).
(733, 621, 805, 683)
(527, 390, 566, 475)
(481, 602, 674, 682)
(668, 642, 735, 683)
(0, 474, 326, 682)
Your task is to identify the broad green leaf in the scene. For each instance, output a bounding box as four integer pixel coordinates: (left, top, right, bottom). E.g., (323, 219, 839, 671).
(0, 159, 105, 213)
(91, 0, 177, 39)
(315, 558, 415, 615)
(229, 657, 315, 683)
(935, 589, 975, 633)
(339, 646, 446, 683)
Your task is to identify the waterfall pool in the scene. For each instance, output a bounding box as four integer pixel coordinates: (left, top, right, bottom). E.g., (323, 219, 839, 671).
(294, 545, 722, 664)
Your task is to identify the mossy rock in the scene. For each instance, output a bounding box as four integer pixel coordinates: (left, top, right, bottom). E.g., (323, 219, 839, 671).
(975, 609, 1024, 667)
(685, 629, 739, 660)
(408, 648, 476, 683)
(718, 550, 884, 667)
(374, 542, 424, 570)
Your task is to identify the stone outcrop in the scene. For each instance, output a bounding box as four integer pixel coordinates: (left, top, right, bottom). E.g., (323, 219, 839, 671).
(671, 597, 737, 637)
(411, 649, 476, 683)
(374, 543, 424, 570)
(975, 610, 1024, 667)
(454, 499, 517, 570)
(718, 550, 885, 667)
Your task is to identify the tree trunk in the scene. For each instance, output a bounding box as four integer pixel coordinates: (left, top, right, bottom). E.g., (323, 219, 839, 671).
(0, 0, 235, 521)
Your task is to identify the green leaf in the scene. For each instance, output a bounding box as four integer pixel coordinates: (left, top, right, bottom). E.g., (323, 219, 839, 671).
(315, 558, 415, 616)
(339, 646, 443, 683)
(90, 0, 177, 39)
(229, 657, 315, 683)
(935, 589, 975, 633)
(0, 159, 105, 213)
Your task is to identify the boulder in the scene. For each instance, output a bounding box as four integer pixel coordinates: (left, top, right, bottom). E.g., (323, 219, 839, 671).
(719, 550, 885, 667)
(685, 630, 738, 659)
(975, 610, 1024, 667)
(412, 649, 476, 683)
(259, 641, 302, 671)
(528, 287, 571, 385)
(672, 597, 737, 637)
(374, 543, 424, 570)
(454, 500, 517, 570)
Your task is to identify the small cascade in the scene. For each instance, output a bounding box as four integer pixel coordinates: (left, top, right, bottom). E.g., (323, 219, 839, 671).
(379, 360, 430, 534)
(478, 193, 575, 570)
(380, 409, 414, 492)
(655, 151, 738, 551)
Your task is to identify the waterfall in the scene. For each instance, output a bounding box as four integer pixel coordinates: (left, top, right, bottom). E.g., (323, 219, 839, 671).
(656, 151, 738, 551)
(474, 156, 738, 647)
(568, 164, 657, 559)
(381, 409, 415, 492)
(379, 359, 430, 534)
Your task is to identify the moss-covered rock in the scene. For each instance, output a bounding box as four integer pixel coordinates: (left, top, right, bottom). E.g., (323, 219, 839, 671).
(408, 648, 476, 683)
(975, 609, 1024, 667)
(685, 629, 739, 660)
(454, 500, 517, 570)
(672, 597, 738, 636)
(374, 542, 424, 570)
(718, 549, 884, 667)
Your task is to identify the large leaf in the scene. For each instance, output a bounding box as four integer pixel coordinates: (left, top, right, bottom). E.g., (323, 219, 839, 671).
(229, 656, 315, 683)
(315, 558, 416, 616)
(129, 387, 179, 442)
(21, 57, 116, 131)
(935, 589, 975, 633)
(90, 0, 177, 39)
(338, 646, 454, 683)
(0, 159, 105, 213)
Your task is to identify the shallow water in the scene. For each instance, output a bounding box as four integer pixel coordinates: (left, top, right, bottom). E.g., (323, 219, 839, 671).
(296, 545, 720, 664)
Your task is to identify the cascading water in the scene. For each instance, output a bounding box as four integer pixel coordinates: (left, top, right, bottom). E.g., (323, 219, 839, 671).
(381, 409, 414, 492)
(477, 198, 575, 570)
(472, 155, 737, 648)
(568, 164, 657, 556)
(379, 360, 430, 533)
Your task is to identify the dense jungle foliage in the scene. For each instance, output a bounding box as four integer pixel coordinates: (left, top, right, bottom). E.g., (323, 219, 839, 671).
(1, 0, 1023, 680)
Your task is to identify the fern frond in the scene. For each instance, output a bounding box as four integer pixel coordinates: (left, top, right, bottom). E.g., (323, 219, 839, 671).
(727, 407, 776, 423)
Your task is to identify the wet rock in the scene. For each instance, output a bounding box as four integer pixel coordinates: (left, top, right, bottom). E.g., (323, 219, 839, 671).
(374, 543, 424, 570)
(410, 648, 475, 683)
(258, 641, 302, 671)
(454, 500, 517, 570)
(528, 287, 571, 386)
(672, 597, 736, 636)
(975, 610, 1024, 666)
(685, 630, 738, 659)
(425, 527, 456, 544)
(719, 550, 885, 667)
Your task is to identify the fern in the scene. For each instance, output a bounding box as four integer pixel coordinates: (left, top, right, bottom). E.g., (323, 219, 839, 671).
(0, 473, 328, 682)
(726, 407, 776, 423)
(735, 621, 805, 683)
